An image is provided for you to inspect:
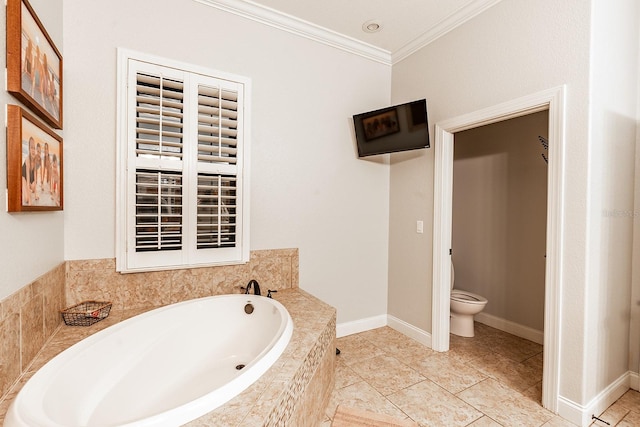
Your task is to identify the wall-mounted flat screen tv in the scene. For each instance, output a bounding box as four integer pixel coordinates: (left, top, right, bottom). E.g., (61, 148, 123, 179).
(352, 99, 430, 157)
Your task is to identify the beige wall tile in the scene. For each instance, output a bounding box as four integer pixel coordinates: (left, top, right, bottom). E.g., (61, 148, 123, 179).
(21, 294, 45, 371)
(66, 249, 299, 311)
(0, 313, 20, 397)
(0, 263, 65, 401)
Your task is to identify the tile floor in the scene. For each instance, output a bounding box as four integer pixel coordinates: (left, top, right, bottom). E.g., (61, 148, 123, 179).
(320, 323, 640, 427)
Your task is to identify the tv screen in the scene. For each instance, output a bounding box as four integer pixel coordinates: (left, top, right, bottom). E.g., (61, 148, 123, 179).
(352, 99, 430, 157)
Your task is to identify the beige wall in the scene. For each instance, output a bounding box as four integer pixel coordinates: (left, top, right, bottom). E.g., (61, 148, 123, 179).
(452, 111, 548, 332)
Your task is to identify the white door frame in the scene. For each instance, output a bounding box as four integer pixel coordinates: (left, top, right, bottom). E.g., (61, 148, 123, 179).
(431, 86, 566, 412)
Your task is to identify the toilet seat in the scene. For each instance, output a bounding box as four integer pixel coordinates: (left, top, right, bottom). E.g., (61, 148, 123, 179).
(451, 289, 487, 305)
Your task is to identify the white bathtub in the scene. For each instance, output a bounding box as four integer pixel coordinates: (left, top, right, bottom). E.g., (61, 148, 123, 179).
(4, 294, 293, 427)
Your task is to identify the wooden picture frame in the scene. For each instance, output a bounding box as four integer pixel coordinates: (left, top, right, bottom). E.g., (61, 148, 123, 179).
(7, 105, 63, 212)
(6, 0, 63, 129)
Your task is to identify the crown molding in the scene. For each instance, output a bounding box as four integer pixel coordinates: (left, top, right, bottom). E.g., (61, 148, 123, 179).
(193, 0, 392, 65)
(194, 0, 502, 67)
(392, 0, 503, 64)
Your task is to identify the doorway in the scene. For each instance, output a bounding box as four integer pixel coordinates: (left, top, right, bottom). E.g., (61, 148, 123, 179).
(430, 86, 566, 412)
(453, 110, 548, 343)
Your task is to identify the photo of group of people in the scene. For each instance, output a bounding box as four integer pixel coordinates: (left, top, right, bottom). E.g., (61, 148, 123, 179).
(19, 1, 61, 124)
(20, 116, 61, 207)
(362, 109, 400, 142)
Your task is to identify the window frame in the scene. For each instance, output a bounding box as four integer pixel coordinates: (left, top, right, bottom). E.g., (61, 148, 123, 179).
(116, 49, 251, 273)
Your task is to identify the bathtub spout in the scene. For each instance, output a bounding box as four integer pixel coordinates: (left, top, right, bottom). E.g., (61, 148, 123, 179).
(244, 279, 261, 296)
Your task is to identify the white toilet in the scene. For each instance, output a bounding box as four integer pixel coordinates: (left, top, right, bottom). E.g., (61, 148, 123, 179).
(450, 261, 488, 337)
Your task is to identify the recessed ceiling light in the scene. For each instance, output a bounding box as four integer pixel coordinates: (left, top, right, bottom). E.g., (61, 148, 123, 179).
(362, 20, 382, 33)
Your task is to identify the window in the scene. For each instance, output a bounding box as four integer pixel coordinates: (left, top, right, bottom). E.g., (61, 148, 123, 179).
(116, 50, 250, 272)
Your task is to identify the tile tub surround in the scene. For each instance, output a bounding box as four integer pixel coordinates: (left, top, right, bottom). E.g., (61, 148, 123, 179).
(0, 263, 65, 404)
(66, 248, 300, 313)
(0, 248, 300, 421)
(0, 288, 336, 426)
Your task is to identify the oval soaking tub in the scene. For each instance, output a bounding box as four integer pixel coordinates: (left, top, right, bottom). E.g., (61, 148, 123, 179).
(5, 294, 293, 427)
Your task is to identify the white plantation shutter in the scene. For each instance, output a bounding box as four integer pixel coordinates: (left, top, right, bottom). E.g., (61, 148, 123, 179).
(195, 83, 239, 250)
(134, 72, 184, 254)
(117, 52, 250, 272)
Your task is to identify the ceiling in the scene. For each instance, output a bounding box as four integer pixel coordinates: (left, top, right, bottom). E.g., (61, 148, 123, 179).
(200, 0, 502, 64)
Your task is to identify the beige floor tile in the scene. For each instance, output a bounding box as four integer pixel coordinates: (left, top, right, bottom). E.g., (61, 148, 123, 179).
(331, 405, 418, 427)
(334, 358, 362, 389)
(485, 332, 542, 363)
(357, 326, 406, 344)
(318, 418, 332, 427)
(523, 351, 544, 372)
(618, 409, 640, 427)
(521, 380, 543, 404)
(336, 334, 386, 365)
(325, 380, 408, 421)
(543, 415, 579, 426)
(331, 325, 626, 427)
(457, 377, 514, 410)
(358, 326, 435, 360)
(468, 415, 504, 426)
(409, 351, 487, 394)
(468, 351, 541, 393)
(449, 335, 495, 362)
(473, 322, 501, 338)
(590, 390, 640, 427)
(616, 389, 640, 411)
(592, 400, 631, 426)
(458, 378, 553, 427)
(348, 354, 425, 396)
(387, 379, 483, 426)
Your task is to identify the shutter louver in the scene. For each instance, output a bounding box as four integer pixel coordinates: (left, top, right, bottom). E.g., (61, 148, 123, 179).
(197, 174, 237, 249)
(135, 73, 184, 161)
(197, 85, 238, 165)
(135, 170, 183, 251)
(195, 83, 240, 249)
(134, 72, 185, 253)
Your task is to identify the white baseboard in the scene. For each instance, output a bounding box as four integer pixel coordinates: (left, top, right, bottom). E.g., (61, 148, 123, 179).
(630, 371, 639, 391)
(557, 371, 632, 426)
(336, 314, 387, 338)
(387, 315, 432, 347)
(335, 315, 432, 349)
(475, 312, 544, 345)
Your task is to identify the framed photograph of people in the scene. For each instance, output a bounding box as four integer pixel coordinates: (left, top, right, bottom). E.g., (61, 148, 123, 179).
(6, 105, 63, 212)
(6, 0, 63, 129)
(361, 107, 400, 142)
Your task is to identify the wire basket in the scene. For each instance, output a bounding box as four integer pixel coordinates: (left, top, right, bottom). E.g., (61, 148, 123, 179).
(61, 301, 112, 326)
